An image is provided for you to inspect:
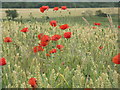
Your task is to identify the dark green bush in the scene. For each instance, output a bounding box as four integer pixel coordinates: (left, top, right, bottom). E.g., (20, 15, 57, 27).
(5, 10, 19, 20)
(95, 10, 108, 17)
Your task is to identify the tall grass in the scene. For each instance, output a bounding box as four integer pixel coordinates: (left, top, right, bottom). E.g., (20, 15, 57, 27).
(1, 8, 119, 88)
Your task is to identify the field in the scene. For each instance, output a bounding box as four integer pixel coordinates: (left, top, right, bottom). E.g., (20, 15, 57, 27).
(1, 8, 120, 88)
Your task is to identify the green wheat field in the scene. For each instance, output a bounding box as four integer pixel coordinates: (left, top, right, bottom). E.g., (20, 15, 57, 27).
(1, 8, 120, 88)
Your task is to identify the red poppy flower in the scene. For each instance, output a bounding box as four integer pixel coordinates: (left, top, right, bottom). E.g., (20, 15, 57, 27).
(84, 88, 92, 90)
(41, 35, 51, 42)
(62, 62, 65, 65)
(42, 6, 49, 10)
(40, 6, 49, 13)
(94, 23, 101, 26)
(64, 32, 72, 39)
(61, 6, 67, 10)
(112, 53, 120, 64)
(0, 58, 7, 66)
(99, 46, 103, 50)
(49, 49, 57, 54)
(28, 78, 37, 88)
(46, 53, 51, 57)
(39, 41, 49, 47)
(118, 26, 120, 28)
(56, 45, 64, 49)
(38, 33, 44, 40)
(92, 26, 97, 29)
(24, 88, 29, 90)
(40, 7, 45, 13)
(60, 24, 69, 30)
(50, 20, 57, 27)
(4, 37, 12, 42)
(51, 35, 61, 41)
(20, 27, 29, 32)
(33, 46, 44, 53)
(53, 7, 59, 11)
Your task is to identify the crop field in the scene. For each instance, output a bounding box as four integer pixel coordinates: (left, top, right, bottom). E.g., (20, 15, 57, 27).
(1, 7, 120, 88)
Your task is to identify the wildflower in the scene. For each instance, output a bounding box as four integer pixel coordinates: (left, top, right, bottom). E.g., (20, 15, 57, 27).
(60, 24, 69, 30)
(56, 45, 64, 49)
(40, 7, 45, 13)
(0, 58, 7, 66)
(53, 7, 59, 11)
(64, 32, 72, 39)
(118, 26, 120, 28)
(20, 27, 29, 32)
(46, 53, 51, 57)
(94, 23, 101, 26)
(112, 53, 120, 64)
(24, 88, 29, 90)
(42, 6, 49, 10)
(51, 34, 61, 41)
(33, 46, 44, 53)
(92, 26, 97, 29)
(39, 41, 49, 47)
(41, 35, 51, 42)
(38, 33, 44, 40)
(84, 88, 92, 90)
(40, 6, 49, 13)
(99, 46, 103, 50)
(49, 49, 57, 54)
(61, 62, 65, 65)
(4, 37, 12, 42)
(50, 20, 57, 27)
(28, 78, 37, 88)
(61, 6, 67, 10)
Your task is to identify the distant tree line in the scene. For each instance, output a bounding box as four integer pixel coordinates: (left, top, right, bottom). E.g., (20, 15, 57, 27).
(2, 2, 119, 8)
